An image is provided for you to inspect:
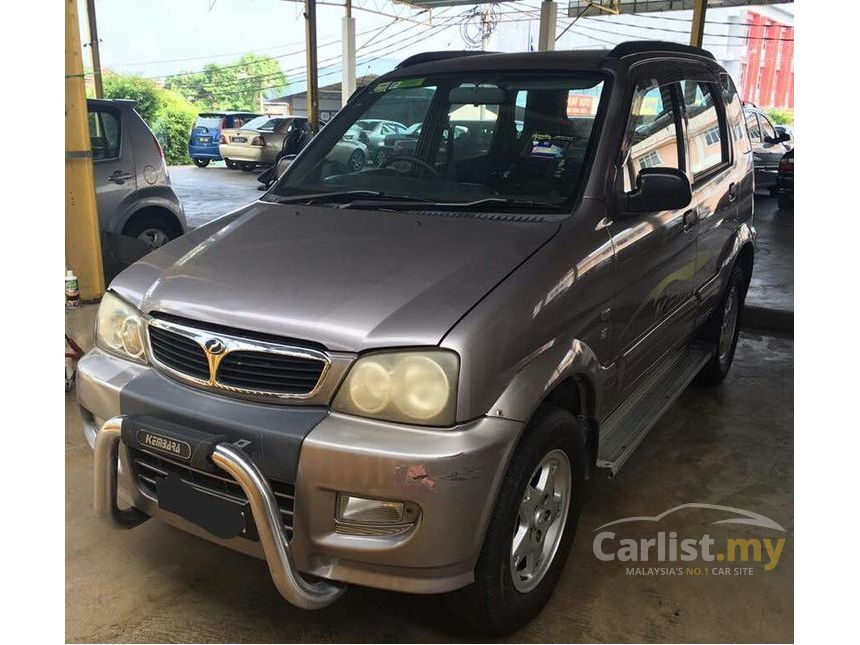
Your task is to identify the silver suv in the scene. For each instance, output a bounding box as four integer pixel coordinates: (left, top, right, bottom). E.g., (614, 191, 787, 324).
(87, 99, 186, 270)
(78, 43, 754, 634)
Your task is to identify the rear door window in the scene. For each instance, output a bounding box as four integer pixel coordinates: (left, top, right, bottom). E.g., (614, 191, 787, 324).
(681, 80, 728, 177)
(88, 108, 121, 161)
(720, 74, 750, 156)
(745, 111, 762, 142)
(758, 114, 777, 141)
(623, 82, 682, 192)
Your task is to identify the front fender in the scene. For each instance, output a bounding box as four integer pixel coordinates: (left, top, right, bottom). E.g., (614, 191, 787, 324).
(487, 336, 610, 424)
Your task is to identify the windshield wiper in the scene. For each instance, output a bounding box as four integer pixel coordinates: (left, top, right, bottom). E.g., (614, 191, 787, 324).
(411, 197, 562, 212)
(264, 190, 384, 204)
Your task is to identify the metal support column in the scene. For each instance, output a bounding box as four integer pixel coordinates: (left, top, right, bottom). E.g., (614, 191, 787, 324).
(304, 0, 320, 132)
(342, 0, 356, 105)
(538, 0, 558, 52)
(85, 0, 104, 98)
(66, 0, 104, 300)
(690, 0, 708, 48)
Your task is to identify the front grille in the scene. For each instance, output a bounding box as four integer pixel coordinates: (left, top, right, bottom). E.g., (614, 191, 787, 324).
(129, 447, 295, 540)
(217, 351, 325, 394)
(148, 326, 209, 380)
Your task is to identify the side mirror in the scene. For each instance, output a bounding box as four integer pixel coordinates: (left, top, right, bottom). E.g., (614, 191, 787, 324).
(624, 168, 692, 213)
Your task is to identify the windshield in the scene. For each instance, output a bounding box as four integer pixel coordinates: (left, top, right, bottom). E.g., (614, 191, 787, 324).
(270, 72, 606, 212)
(194, 115, 223, 129)
(242, 116, 278, 131)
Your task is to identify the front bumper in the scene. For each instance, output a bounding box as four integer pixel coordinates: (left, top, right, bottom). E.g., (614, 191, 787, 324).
(77, 350, 521, 596)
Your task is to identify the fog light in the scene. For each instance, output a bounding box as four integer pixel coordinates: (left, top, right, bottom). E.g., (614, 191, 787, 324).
(335, 494, 418, 526)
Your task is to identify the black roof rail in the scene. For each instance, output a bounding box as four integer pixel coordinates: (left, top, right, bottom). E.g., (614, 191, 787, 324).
(396, 50, 495, 69)
(607, 40, 715, 61)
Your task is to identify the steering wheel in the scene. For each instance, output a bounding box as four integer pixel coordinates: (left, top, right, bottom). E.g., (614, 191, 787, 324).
(379, 154, 440, 177)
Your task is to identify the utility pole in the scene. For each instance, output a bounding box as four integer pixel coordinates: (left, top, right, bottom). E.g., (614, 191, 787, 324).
(304, 0, 320, 132)
(85, 0, 104, 98)
(66, 0, 105, 300)
(342, 0, 356, 106)
(538, 0, 557, 52)
(690, 0, 708, 48)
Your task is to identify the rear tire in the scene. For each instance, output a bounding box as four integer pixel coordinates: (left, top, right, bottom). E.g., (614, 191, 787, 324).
(240, 162, 257, 172)
(347, 149, 366, 172)
(695, 264, 746, 386)
(192, 158, 210, 168)
(777, 193, 793, 210)
(225, 159, 239, 170)
(446, 406, 587, 635)
(123, 211, 182, 251)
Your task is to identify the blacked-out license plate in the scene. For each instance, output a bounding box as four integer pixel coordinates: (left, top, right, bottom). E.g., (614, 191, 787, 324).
(157, 473, 250, 540)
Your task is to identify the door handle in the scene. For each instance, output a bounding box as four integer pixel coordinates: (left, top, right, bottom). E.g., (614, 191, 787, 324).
(728, 182, 738, 202)
(108, 170, 133, 184)
(683, 209, 698, 232)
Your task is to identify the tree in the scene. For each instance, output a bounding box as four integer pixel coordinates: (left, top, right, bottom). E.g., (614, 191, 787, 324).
(103, 72, 199, 165)
(165, 53, 288, 112)
(102, 74, 161, 124)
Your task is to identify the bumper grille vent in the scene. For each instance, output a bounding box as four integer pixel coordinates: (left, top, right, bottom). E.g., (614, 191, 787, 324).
(129, 447, 295, 540)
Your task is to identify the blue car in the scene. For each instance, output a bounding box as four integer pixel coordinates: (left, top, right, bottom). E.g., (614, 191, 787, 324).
(188, 112, 260, 167)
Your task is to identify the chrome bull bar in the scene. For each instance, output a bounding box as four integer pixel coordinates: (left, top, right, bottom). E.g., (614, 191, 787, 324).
(93, 416, 345, 610)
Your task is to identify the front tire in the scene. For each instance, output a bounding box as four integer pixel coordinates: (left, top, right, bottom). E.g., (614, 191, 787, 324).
(192, 158, 210, 168)
(695, 264, 746, 386)
(446, 406, 587, 634)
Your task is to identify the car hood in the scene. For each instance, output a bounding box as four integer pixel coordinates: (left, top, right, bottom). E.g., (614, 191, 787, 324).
(111, 201, 559, 352)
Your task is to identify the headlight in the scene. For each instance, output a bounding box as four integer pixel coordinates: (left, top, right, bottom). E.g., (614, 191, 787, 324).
(333, 350, 458, 426)
(95, 292, 147, 364)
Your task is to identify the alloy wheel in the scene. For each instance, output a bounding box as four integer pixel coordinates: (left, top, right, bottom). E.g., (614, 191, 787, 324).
(510, 449, 572, 593)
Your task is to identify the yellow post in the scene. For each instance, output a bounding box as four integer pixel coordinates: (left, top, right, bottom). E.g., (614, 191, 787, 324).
(690, 0, 708, 48)
(66, 0, 104, 300)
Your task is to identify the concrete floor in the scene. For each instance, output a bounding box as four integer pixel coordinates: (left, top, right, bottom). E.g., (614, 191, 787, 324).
(67, 169, 793, 642)
(745, 194, 794, 316)
(170, 164, 262, 230)
(65, 329, 793, 643)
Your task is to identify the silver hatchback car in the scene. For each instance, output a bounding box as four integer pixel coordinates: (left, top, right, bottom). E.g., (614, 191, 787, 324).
(87, 99, 186, 265)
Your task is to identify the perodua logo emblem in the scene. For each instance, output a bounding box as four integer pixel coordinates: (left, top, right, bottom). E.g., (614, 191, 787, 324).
(204, 338, 225, 355)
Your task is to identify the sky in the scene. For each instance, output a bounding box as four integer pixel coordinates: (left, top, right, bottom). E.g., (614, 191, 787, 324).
(78, 0, 794, 90)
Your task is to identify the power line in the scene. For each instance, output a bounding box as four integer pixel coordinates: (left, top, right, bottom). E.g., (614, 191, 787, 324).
(586, 16, 794, 41)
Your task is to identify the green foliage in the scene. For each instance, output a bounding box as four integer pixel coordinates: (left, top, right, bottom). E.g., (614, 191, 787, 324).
(103, 74, 162, 124)
(103, 73, 199, 165)
(165, 53, 288, 112)
(765, 108, 794, 126)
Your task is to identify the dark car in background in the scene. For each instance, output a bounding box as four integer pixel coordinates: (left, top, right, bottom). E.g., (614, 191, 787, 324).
(188, 112, 260, 168)
(743, 105, 792, 194)
(776, 148, 793, 210)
